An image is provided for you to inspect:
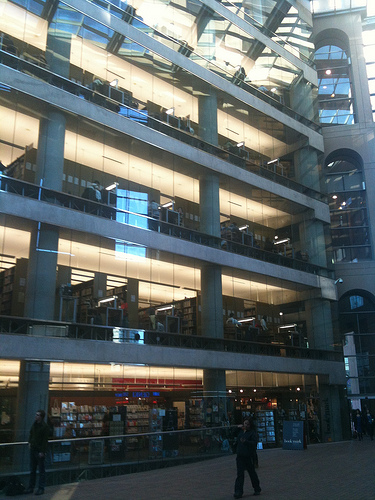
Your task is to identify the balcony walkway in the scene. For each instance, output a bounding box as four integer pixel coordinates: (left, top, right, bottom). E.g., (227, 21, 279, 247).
(21, 439, 374, 500)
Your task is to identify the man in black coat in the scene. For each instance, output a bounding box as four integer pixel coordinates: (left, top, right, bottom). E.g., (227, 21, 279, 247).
(24, 409, 50, 495)
(234, 419, 261, 498)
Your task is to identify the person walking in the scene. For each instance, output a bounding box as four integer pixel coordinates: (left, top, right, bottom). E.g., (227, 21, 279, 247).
(233, 418, 261, 498)
(24, 409, 50, 495)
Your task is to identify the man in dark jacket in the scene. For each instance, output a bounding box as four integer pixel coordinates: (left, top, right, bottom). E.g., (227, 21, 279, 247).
(24, 409, 50, 495)
(234, 419, 261, 498)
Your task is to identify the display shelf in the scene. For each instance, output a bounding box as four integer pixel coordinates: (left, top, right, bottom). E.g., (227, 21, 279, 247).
(182, 298, 198, 335)
(126, 405, 149, 434)
(186, 400, 204, 429)
(149, 408, 163, 458)
(256, 410, 276, 446)
(50, 403, 109, 438)
(71, 280, 94, 324)
(0, 259, 28, 316)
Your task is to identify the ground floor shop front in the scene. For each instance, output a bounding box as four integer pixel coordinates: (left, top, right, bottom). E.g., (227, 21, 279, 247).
(0, 359, 347, 461)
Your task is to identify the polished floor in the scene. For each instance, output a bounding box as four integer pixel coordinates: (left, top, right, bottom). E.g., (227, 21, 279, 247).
(20, 439, 374, 500)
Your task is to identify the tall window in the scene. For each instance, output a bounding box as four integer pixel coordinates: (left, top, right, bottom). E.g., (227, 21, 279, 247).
(325, 154, 370, 262)
(315, 44, 354, 125)
(340, 291, 375, 397)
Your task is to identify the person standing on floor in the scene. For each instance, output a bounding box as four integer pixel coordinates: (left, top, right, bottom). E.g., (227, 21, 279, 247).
(233, 418, 261, 498)
(24, 409, 50, 496)
(365, 409, 374, 440)
(354, 409, 363, 441)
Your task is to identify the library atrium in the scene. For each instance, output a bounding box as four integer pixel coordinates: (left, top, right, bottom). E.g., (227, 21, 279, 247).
(0, 0, 357, 470)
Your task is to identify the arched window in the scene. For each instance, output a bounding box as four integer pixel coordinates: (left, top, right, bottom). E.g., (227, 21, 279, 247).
(325, 152, 370, 262)
(315, 44, 354, 125)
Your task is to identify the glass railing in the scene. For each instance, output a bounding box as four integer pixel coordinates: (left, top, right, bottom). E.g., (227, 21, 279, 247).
(0, 45, 325, 197)
(0, 316, 343, 361)
(0, 426, 234, 481)
(0, 174, 332, 278)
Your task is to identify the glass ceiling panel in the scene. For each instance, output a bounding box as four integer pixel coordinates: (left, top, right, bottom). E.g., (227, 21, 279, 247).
(51, 4, 114, 47)
(221, 0, 314, 66)
(9, 0, 46, 16)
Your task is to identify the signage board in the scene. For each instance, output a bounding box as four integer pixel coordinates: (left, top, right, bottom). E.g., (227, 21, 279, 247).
(282, 421, 305, 450)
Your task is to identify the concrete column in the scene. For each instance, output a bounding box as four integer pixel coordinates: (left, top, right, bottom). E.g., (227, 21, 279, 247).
(14, 361, 50, 469)
(24, 224, 59, 320)
(127, 278, 139, 328)
(342, 14, 372, 124)
(198, 89, 224, 389)
(199, 173, 221, 238)
(25, 41, 67, 318)
(93, 272, 107, 302)
(198, 89, 218, 146)
(201, 264, 224, 338)
(305, 299, 334, 350)
(35, 111, 66, 192)
(203, 368, 228, 422)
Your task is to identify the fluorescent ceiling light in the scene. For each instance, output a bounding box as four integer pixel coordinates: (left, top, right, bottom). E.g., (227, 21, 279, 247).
(165, 108, 174, 115)
(106, 182, 119, 191)
(238, 317, 255, 323)
(162, 201, 173, 208)
(156, 305, 173, 312)
(274, 238, 290, 245)
(98, 296, 117, 304)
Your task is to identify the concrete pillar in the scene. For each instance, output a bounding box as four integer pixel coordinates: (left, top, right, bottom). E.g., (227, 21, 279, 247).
(201, 264, 224, 339)
(305, 299, 334, 350)
(127, 278, 139, 328)
(25, 54, 66, 319)
(203, 368, 228, 421)
(198, 89, 218, 146)
(14, 361, 50, 469)
(35, 111, 66, 192)
(197, 88, 225, 389)
(199, 173, 221, 238)
(93, 272, 107, 302)
(24, 224, 59, 320)
(339, 14, 371, 123)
